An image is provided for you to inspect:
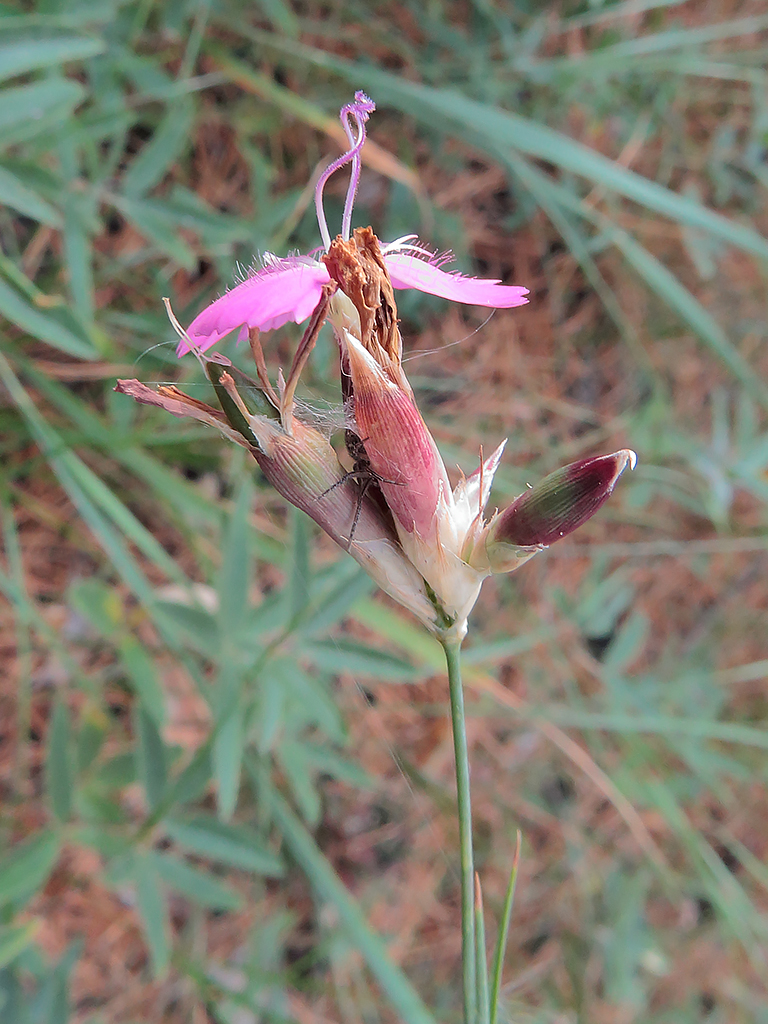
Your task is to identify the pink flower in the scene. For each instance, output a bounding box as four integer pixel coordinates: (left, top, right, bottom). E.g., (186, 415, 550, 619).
(122, 93, 634, 640)
(178, 91, 528, 355)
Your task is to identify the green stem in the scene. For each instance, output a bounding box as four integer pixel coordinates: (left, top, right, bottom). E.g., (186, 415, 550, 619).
(442, 637, 476, 1024)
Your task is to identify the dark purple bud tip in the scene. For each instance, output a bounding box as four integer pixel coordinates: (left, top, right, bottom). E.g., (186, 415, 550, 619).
(489, 449, 636, 553)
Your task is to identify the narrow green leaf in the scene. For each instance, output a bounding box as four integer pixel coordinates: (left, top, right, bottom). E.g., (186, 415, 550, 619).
(133, 854, 170, 977)
(164, 744, 213, 807)
(264, 779, 437, 1024)
(56, 454, 191, 584)
(213, 709, 243, 821)
(288, 507, 310, 620)
(604, 222, 768, 406)
(150, 851, 242, 911)
(119, 638, 166, 728)
(301, 742, 374, 789)
(39, 942, 79, 1024)
(0, 277, 97, 358)
(76, 712, 106, 773)
(300, 565, 375, 637)
(273, 661, 344, 742)
(475, 875, 490, 1024)
(504, 155, 768, 406)
(255, 0, 299, 35)
(154, 599, 220, 657)
(0, 830, 60, 908)
(121, 99, 195, 197)
(164, 815, 284, 875)
(110, 194, 196, 268)
(0, 163, 62, 225)
(304, 637, 420, 680)
(46, 698, 73, 822)
(68, 578, 123, 638)
(537, 708, 768, 748)
(135, 707, 166, 810)
(0, 922, 38, 969)
(540, 14, 768, 70)
(277, 741, 321, 825)
(0, 35, 105, 82)
(0, 79, 85, 135)
(218, 477, 253, 636)
(489, 833, 521, 1024)
(62, 199, 95, 324)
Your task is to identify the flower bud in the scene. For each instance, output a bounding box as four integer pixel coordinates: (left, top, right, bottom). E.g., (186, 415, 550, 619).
(482, 449, 636, 572)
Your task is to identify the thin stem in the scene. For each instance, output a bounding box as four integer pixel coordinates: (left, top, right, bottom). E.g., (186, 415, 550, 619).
(442, 636, 476, 1024)
(489, 831, 521, 1024)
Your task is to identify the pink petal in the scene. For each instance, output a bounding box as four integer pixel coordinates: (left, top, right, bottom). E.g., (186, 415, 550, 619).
(384, 251, 529, 308)
(180, 259, 331, 355)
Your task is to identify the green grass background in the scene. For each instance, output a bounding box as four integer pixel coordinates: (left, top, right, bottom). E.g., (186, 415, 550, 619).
(1, 0, 767, 1021)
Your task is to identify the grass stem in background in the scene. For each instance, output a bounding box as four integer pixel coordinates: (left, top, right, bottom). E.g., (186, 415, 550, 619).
(474, 873, 490, 1024)
(489, 832, 522, 1024)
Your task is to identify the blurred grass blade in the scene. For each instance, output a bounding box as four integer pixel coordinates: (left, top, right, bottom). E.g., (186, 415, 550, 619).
(474, 874, 490, 1024)
(39, 943, 79, 1024)
(508, 156, 768, 406)
(0, 79, 86, 136)
(0, 355, 190, 594)
(62, 199, 96, 325)
(163, 743, 213, 807)
(0, 35, 106, 82)
(0, 278, 97, 359)
(135, 706, 167, 811)
(214, 708, 243, 821)
(539, 708, 768, 748)
(489, 832, 521, 1024)
(289, 508, 310, 619)
(119, 638, 166, 728)
(46, 698, 74, 823)
(263, 777, 437, 1024)
(303, 637, 420, 679)
(121, 99, 195, 197)
(501, 148, 650, 371)
(277, 740, 321, 825)
(0, 831, 60, 909)
(110, 194, 197, 268)
(539, 14, 768, 71)
(0, 164, 62, 226)
(149, 851, 242, 911)
(0, 923, 38, 970)
(299, 564, 375, 637)
(218, 476, 253, 638)
(164, 816, 284, 875)
(205, 46, 420, 191)
(133, 854, 170, 977)
(645, 778, 766, 964)
(255, 0, 299, 35)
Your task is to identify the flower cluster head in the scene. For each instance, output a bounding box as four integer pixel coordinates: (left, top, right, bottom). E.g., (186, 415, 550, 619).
(117, 92, 635, 641)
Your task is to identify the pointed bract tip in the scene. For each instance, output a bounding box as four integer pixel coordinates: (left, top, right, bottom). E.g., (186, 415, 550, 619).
(484, 448, 635, 565)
